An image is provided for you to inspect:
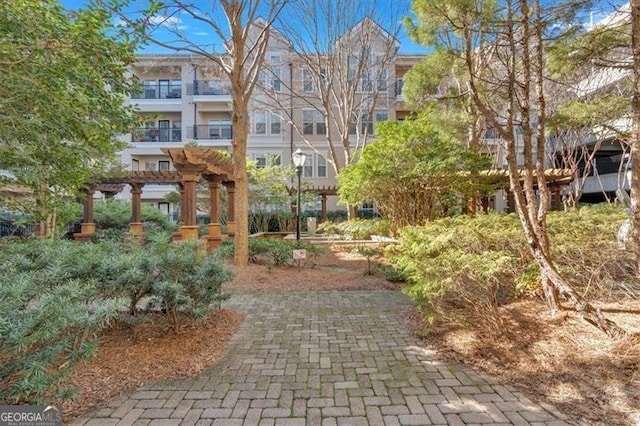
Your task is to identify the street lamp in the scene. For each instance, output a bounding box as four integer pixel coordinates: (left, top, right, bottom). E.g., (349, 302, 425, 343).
(292, 148, 307, 242)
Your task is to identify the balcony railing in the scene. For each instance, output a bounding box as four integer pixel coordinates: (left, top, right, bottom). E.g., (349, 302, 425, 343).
(131, 127, 182, 143)
(188, 124, 233, 140)
(187, 80, 232, 96)
(132, 83, 182, 100)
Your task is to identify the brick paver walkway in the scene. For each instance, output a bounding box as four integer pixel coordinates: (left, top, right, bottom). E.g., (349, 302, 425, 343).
(73, 291, 575, 425)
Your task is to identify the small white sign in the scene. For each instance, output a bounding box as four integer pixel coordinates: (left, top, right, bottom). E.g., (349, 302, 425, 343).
(293, 249, 307, 260)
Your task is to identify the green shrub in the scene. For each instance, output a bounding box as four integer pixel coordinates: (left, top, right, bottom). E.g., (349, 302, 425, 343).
(0, 235, 234, 403)
(318, 218, 391, 240)
(0, 239, 119, 404)
(387, 204, 631, 326)
(216, 237, 324, 266)
(91, 200, 171, 230)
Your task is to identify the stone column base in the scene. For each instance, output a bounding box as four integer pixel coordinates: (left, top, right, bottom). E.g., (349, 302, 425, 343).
(81, 222, 96, 235)
(227, 221, 236, 237)
(129, 222, 144, 235)
(181, 225, 199, 240)
(209, 223, 222, 237)
(203, 235, 223, 253)
(73, 232, 93, 242)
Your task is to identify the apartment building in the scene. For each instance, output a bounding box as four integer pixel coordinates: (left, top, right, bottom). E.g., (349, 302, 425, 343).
(114, 20, 423, 219)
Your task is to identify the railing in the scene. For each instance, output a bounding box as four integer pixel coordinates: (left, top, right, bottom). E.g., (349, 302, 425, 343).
(187, 80, 232, 96)
(188, 124, 233, 140)
(0, 220, 34, 238)
(131, 127, 182, 143)
(132, 83, 182, 99)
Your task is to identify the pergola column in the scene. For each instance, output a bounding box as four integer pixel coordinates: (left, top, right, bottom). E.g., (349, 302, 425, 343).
(81, 188, 96, 235)
(550, 187, 563, 211)
(226, 182, 236, 237)
(507, 190, 516, 213)
(178, 183, 185, 225)
(321, 194, 328, 223)
(180, 172, 200, 240)
(129, 183, 144, 235)
(207, 178, 222, 237)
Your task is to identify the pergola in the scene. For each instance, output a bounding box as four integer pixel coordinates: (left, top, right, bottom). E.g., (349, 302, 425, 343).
(75, 148, 235, 249)
(474, 168, 575, 213)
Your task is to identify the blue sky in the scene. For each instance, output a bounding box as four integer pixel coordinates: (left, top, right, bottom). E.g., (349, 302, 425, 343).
(60, 0, 628, 55)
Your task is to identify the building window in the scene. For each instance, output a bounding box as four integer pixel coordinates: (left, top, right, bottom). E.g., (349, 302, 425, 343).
(316, 111, 326, 135)
(271, 113, 281, 135)
(258, 70, 267, 87)
(396, 79, 404, 96)
(254, 111, 266, 135)
(377, 69, 388, 92)
(303, 154, 313, 178)
(272, 66, 281, 92)
(361, 69, 372, 92)
(159, 160, 170, 171)
(209, 120, 232, 139)
(132, 159, 139, 171)
(303, 68, 313, 92)
(145, 161, 156, 171)
(158, 202, 170, 215)
(303, 109, 325, 135)
(375, 110, 388, 133)
(317, 154, 327, 178)
(254, 153, 282, 168)
(303, 110, 314, 135)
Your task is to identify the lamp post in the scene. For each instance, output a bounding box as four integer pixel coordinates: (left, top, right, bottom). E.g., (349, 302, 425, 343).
(292, 148, 307, 242)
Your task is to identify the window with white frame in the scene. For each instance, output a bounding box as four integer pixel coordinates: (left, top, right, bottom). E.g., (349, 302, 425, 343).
(302, 109, 325, 135)
(361, 69, 372, 92)
(145, 161, 156, 171)
(253, 153, 282, 168)
(303, 110, 314, 135)
(253, 111, 282, 135)
(254, 111, 266, 134)
(315, 111, 326, 135)
(377, 69, 388, 92)
(303, 68, 313, 92)
(317, 154, 327, 177)
(270, 113, 281, 135)
(349, 109, 388, 135)
(300, 153, 327, 178)
(303, 154, 313, 178)
(272, 66, 281, 92)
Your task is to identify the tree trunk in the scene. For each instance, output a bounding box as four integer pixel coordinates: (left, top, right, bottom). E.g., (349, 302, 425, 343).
(630, 0, 640, 274)
(232, 101, 250, 267)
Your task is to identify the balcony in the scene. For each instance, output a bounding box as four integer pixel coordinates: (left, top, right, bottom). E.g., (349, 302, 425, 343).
(131, 127, 182, 143)
(188, 124, 233, 140)
(132, 83, 182, 99)
(188, 80, 232, 96)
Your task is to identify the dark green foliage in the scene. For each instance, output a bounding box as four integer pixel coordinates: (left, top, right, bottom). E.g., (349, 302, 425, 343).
(216, 238, 324, 266)
(318, 219, 392, 240)
(387, 204, 631, 326)
(0, 235, 233, 404)
(91, 200, 172, 230)
(0, 239, 120, 404)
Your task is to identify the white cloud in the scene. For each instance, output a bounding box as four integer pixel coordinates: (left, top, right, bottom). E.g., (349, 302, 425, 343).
(193, 31, 210, 37)
(149, 15, 185, 30)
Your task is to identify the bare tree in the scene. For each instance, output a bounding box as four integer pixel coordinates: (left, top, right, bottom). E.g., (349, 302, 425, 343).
(254, 0, 403, 217)
(111, 0, 287, 265)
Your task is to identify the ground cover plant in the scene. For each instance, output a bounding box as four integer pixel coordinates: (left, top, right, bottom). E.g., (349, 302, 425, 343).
(0, 236, 232, 405)
(388, 203, 634, 326)
(216, 237, 324, 266)
(390, 203, 640, 424)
